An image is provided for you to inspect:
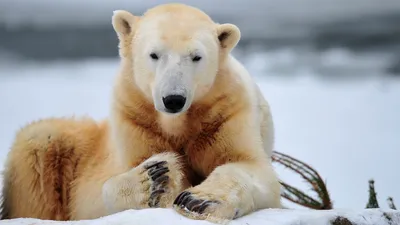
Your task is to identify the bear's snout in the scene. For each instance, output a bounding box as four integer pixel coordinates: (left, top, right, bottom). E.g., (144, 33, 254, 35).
(162, 95, 186, 113)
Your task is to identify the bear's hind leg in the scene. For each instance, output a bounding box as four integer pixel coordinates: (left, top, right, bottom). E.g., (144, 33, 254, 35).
(0, 118, 100, 220)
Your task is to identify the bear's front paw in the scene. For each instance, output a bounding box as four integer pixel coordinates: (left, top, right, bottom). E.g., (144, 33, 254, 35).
(102, 153, 187, 213)
(173, 186, 243, 223)
(142, 160, 171, 207)
(137, 152, 187, 208)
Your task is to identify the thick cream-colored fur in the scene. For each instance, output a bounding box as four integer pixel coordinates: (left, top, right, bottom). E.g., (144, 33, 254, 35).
(0, 3, 281, 224)
(102, 152, 186, 214)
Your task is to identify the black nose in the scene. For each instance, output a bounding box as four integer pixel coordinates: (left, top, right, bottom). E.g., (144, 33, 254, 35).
(162, 95, 186, 113)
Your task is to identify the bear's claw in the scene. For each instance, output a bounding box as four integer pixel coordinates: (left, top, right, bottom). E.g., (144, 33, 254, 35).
(173, 191, 220, 214)
(149, 188, 165, 207)
(144, 160, 170, 207)
(144, 160, 167, 170)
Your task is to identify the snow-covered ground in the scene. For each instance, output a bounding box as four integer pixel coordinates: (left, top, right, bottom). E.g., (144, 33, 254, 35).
(1, 208, 400, 225)
(0, 48, 399, 216)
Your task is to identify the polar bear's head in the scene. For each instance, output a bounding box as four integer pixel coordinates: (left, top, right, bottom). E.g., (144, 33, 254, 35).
(112, 3, 240, 114)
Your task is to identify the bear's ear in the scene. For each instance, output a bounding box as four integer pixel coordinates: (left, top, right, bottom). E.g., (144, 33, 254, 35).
(112, 10, 138, 37)
(216, 23, 241, 51)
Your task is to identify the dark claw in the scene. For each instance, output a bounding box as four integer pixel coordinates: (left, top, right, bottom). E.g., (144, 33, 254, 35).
(193, 201, 210, 214)
(150, 189, 165, 199)
(145, 161, 170, 207)
(149, 167, 169, 180)
(173, 191, 191, 205)
(197, 200, 219, 214)
(190, 200, 207, 213)
(185, 199, 204, 211)
(179, 192, 194, 207)
(148, 189, 165, 207)
(173, 191, 220, 214)
(154, 175, 169, 188)
(144, 161, 167, 170)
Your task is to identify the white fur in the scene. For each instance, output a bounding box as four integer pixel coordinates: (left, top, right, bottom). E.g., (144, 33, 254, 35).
(224, 54, 275, 157)
(132, 20, 219, 115)
(102, 152, 185, 214)
(107, 4, 281, 223)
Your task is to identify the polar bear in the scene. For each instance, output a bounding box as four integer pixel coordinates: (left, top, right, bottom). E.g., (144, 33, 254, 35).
(0, 3, 281, 223)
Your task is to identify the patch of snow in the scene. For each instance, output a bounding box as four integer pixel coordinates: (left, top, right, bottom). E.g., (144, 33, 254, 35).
(0, 208, 399, 225)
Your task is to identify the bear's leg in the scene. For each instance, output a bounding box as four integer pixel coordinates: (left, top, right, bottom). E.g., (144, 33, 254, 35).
(0, 118, 100, 220)
(173, 161, 281, 223)
(102, 152, 188, 214)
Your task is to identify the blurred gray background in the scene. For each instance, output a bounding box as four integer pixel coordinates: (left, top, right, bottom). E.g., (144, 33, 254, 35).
(0, 0, 399, 211)
(1, 0, 400, 69)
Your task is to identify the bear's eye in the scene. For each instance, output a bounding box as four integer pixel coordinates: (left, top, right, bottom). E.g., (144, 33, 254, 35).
(192, 55, 202, 62)
(150, 53, 159, 60)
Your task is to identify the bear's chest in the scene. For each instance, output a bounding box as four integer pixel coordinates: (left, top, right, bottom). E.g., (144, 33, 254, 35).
(175, 147, 206, 186)
(157, 112, 226, 182)
(167, 125, 223, 183)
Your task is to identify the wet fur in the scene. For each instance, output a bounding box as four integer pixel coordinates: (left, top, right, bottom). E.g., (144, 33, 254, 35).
(0, 3, 281, 223)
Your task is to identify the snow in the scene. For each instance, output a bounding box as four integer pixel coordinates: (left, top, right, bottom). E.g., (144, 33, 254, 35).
(0, 208, 399, 225)
(0, 48, 400, 224)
